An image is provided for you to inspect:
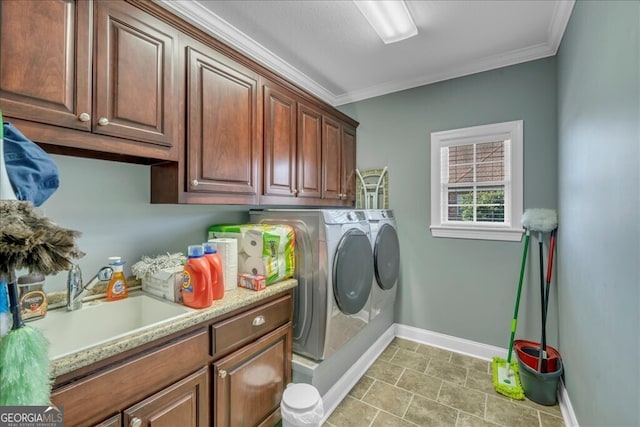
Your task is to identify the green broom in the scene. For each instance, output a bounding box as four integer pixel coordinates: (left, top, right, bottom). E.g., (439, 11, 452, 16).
(0, 271, 52, 405)
(492, 230, 529, 400)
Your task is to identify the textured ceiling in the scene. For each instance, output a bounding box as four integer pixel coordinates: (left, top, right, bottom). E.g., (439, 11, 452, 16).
(161, 0, 574, 106)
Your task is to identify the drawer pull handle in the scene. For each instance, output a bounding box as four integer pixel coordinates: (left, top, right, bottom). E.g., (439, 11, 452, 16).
(78, 112, 90, 122)
(98, 117, 109, 126)
(130, 417, 142, 427)
(191, 179, 199, 187)
(252, 315, 266, 326)
(219, 369, 227, 378)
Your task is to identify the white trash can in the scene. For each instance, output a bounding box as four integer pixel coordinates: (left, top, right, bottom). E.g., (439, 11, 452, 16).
(281, 383, 323, 427)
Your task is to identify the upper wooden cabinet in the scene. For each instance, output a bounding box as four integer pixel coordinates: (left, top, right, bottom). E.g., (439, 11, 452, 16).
(321, 116, 358, 204)
(0, 0, 181, 161)
(297, 103, 324, 199)
(150, 35, 262, 204)
(341, 124, 357, 204)
(93, 0, 180, 148)
(1, 0, 358, 206)
(185, 40, 261, 197)
(322, 115, 343, 201)
(263, 83, 298, 197)
(0, 0, 91, 131)
(263, 81, 322, 201)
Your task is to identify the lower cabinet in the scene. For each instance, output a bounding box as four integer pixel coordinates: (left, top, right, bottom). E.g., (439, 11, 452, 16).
(123, 367, 209, 427)
(212, 324, 292, 427)
(51, 291, 293, 427)
(94, 368, 209, 427)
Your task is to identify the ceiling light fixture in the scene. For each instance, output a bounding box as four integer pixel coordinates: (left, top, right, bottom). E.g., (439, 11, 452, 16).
(354, 0, 418, 44)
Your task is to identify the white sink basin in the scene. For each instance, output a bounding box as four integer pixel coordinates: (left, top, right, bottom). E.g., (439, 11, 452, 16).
(31, 294, 192, 359)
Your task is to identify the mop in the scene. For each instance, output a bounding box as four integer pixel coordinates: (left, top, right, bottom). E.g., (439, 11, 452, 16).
(492, 208, 558, 399)
(538, 227, 557, 372)
(492, 229, 529, 399)
(0, 115, 84, 404)
(520, 209, 558, 375)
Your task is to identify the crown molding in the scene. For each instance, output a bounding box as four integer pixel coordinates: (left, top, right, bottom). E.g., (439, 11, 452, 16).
(157, 0, 575, 107)
(334, 41, 557, 105)
(157, 0, 338, 105)
(548, 0, 576, 54)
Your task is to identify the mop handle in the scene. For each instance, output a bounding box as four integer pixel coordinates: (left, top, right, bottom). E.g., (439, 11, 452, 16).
(546, 229, 557, 284)
(544, 228, 557, 320)
(506, 231, 530, 363)
(6, 276, 25, 330)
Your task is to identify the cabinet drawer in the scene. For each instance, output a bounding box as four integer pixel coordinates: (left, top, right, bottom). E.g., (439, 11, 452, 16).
(211, 294, 292, 358)
(52, 328, 209, 426)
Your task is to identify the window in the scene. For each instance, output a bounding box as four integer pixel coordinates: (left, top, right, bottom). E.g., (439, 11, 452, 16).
(430, 120, 524, 241)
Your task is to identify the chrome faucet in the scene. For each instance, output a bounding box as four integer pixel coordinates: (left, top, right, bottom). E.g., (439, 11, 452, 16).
(67, 264, 114, 311)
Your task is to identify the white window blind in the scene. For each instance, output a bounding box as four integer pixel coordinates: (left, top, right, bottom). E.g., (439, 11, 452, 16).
(430, 121, 523, 241)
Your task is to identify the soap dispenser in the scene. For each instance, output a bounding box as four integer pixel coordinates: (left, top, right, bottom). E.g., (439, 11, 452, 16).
(106, 256, 128, 301)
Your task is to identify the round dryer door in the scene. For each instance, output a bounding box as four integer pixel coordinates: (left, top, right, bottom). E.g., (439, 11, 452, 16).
(333, 229, 374, 315)
(374, 223, 400, 290)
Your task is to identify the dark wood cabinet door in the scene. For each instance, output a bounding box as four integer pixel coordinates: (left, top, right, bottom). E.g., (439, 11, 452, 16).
(123, 367, 209, 427)
(0, 0, 91, 131)
(94, 414, 121, 427)
(341, 124, 357, 204)
(297, 104, 323, 199)
(322, 115, 342, 200)
(94, 0, 179, 148)
(186, 43, 261, 196)
(213, 324, 292, 427)
(264, 83, 297, 197)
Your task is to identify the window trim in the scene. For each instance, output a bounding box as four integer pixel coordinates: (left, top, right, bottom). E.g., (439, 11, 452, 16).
(430, 120, 524, 241)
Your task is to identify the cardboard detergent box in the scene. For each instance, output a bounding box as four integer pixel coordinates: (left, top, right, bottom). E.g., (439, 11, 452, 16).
(237, 273, 266, 291)
(141, 266, 184, 303)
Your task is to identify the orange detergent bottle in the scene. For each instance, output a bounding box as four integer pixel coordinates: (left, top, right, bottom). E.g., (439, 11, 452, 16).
(203, 242, 224, 301)
(106, 256, 129, 301)
(182, 245, 211, 309)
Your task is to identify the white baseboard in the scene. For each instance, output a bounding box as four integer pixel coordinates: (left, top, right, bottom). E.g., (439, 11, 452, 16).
(320, 323, 578, 427)
(558, 379, 579, 426)
(320, 325, 395, 423)
(394, 323, 508, 361)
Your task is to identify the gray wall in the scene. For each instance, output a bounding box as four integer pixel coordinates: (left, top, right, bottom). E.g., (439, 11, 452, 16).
(36, 155, 250, 292)
(340, 57, 558, 348)
(557, 1, 639, 426)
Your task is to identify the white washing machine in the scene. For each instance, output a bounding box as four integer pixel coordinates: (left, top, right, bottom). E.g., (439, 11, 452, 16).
(250, 209, 374, 361)
(367, 209, 400, 322)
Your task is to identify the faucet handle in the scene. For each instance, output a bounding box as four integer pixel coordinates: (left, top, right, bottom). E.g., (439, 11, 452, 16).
(67, 264, 83, 291)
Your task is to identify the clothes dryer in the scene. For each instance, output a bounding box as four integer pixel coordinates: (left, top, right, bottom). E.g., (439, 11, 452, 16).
(367, 209, 400, 322)
(250, 209, 374, 361)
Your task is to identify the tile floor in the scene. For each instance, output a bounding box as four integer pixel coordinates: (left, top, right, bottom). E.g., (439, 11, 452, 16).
(324, 338, 565, 427)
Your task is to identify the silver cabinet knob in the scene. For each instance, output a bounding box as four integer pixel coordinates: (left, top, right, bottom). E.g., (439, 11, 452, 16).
(98, 117, 109, 126)
(129, 417, 142, 427)
(292, 189, 298, 195)
(218, 369, 227, 378)
(252, 315, 265, 326)
(78, 112, 90, 122)
(191, 179, 199, 187)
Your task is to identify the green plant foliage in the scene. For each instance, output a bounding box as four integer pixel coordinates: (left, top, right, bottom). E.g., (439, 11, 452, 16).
(459, 189, 505, 222)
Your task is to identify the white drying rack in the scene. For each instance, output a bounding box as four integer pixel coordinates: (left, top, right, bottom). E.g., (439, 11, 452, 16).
(356, 166, 388, 209)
